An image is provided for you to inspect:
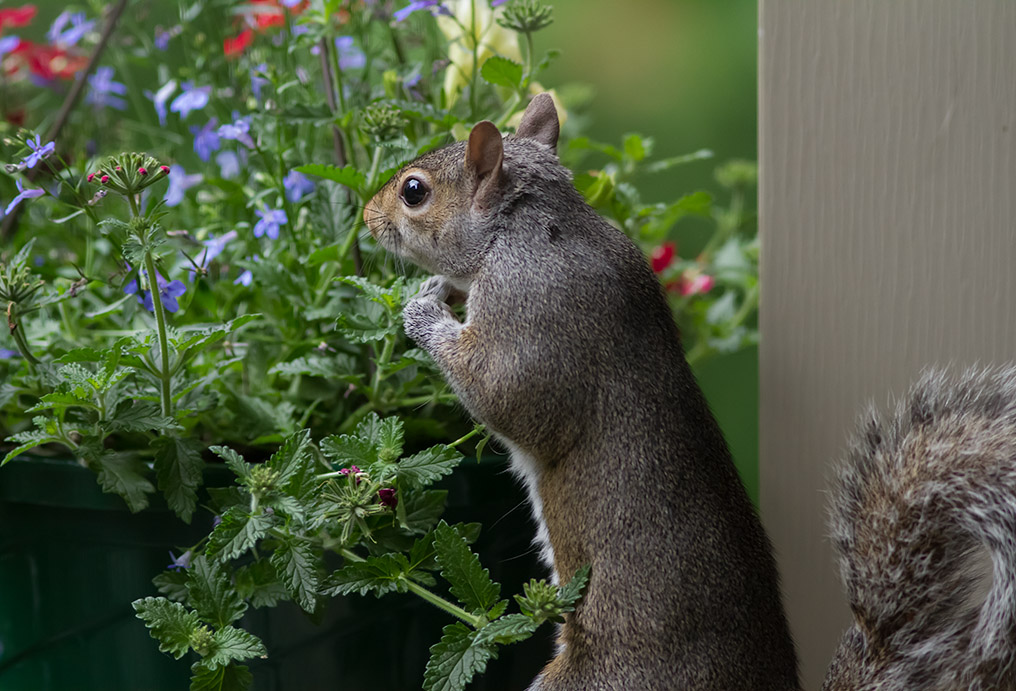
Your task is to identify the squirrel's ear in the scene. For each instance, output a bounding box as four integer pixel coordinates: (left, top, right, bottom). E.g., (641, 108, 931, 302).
(515, 93, 560, 152)
(466, 120, 504, 206)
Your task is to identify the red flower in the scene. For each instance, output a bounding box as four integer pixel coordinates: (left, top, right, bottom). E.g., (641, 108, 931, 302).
(378, 488, 398, 509)
(224, 28, 254, 58)
(650, 242, 676, 273)
(667, 271, 715, 297)
(10, 40, 88, 80)
(0, 5, 36, 30)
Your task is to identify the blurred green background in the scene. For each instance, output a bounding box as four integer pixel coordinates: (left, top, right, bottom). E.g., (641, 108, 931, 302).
(540, 0, 760, 497)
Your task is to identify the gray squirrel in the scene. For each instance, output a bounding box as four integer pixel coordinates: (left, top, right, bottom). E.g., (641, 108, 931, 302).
(363, 93, 799, 690)
(363, 93, 1016, 689)
(823, 365, 1016, 690)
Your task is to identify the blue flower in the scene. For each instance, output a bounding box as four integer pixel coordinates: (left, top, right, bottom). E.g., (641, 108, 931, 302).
(189, 230, 238, 281)
(218, 115, 255, 149)
(167, 550, 192, 571)
(0, 349, 20, 359)
(4, 179, 45, 216)
(124, 268, 187, 313)
(215, 150, 242, 179)
(145, 80, 177, 126)
(0, 35, 19, 58)
(335, 36, 365, 70)
(86, 66, 127, 111)
(154, 25, 178, 51)
(169, 82, 211, 120)
(283, 170, 314, 203)
(163, 166, 202, 207)
(190, 118, 221, 162)
(234, 254, 260, 286)
(253, 208, 287, 240)
(394, 1, 448, 22)
(48, 11, 94, 48)
(21, 134, 55, 169)
(250, 63, 270, 101)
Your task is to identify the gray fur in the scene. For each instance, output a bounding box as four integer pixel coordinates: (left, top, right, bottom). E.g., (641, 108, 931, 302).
(824, 365, 1016, 691)
(364, 97, 800, 690)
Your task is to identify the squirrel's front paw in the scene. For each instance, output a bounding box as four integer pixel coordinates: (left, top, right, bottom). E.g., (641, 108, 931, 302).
(403, 296, 456, 348)
(417, 275, 456, 303)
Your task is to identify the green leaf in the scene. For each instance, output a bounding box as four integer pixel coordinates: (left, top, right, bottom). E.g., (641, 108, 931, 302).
(235, 561, 288, 609)
(207, 507, 275, 562)
(94, 451, 155, 513)
(153, 435, 205, 523)
(132, 597, 201, 659)
(403, 489, 448, 534)
(107, 400, 179, 434)
(295, 164, 366, 191)
(55, 347, 106, 364)
(190, 662, 253, 691)
(320, 434, 377, 469)
(153, 569, 190, 602)
(623, 133, 649, 162)
(204, 626, 267, 670)
(480, 56, 523, 90)
(423, 622, 497, 691)
(266, 429, 312, 490)
(320, 554, 409, 597)
(474, 614, 540, 646)
(271, 537, 319, 613)
(210, 446, 251, 483)
(433, 522, 500, 612)
(398, 445, 462, 488)
(557, 564, 591, 611)
(1, 433, 60, 466)
(187, 555, 248, 629)
(356, 413, 404, 462)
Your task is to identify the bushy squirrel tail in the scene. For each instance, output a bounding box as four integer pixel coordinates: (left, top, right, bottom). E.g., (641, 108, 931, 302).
(826, 366, 1016, 689)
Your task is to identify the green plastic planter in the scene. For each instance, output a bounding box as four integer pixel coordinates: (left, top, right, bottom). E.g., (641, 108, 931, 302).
(0, 455, 551, 690)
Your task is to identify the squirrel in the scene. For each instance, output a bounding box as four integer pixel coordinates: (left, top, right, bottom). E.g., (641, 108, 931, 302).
(363, 93, 800, 690)
(823, 365, 1016, 690)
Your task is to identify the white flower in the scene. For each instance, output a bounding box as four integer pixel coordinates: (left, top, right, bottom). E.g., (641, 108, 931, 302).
(436, 0, 522, 104)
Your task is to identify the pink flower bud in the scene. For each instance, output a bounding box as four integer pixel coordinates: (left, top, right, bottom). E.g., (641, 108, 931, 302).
(100, 175, 109, 184)
(159, 165, 170, 174)
(115, 165, 122, 172)
(138, 167, 148, 175)
(87, 173, 95, 182)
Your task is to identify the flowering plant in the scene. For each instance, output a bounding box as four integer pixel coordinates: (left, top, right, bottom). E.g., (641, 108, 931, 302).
(0, 1, 758, 689)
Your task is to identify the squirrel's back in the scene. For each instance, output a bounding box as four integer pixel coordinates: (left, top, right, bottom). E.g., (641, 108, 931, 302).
(825, 366, 1016, 690)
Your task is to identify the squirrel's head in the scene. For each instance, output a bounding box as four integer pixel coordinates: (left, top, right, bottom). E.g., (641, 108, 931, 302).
(363, 92, 564, 281)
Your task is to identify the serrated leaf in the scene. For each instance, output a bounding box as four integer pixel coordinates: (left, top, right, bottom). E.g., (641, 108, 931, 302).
(480, 56, 522, 90)
(320, 434, 377, 469)
(107, 400, 179, 434)
(153, 569, 190, 602)
(25, 391, 92, 414)
(623, 133, 649, 162)
(187, 555, 248, 629)
(557, 564, 591, 610)
(204, 626, 267, 670)
(55, 347, 106, 364)
(434, 522, 499, 612)
(154, 435, 205, 523)
(474, 614, 540, 646)
(295, 163, 365, 191)
(210, 446, 251, 482)
(266, 429, 311, 490)
(132, 597, 201, 659)
(235, 561, 288, 609)
(403, 489, 447, 533)
(190, 662, 253, 691)
(207, 507, 275, 562)
(94, 451, 155, 512)
(398, 445, 462, 488)
(1, 433, 59, 466)
(423, 622, 497, 691)
(320, 554, 409, 597)
(271, 537, 319, 613)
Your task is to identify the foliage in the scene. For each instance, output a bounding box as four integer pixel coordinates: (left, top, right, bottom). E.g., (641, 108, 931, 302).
(0, 0, 757, 688)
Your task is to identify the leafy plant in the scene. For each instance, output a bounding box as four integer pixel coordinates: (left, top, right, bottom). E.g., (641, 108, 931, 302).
(0, 0, 757, 688)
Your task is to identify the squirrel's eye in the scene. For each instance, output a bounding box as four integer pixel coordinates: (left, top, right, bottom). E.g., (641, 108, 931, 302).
(400, 177, 429, 207)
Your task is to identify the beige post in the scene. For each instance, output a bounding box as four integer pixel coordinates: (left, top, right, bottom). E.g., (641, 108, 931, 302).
(759, 1, 1016, 687)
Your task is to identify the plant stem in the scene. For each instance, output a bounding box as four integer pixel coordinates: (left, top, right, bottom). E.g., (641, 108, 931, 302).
(339, 548, 486, 629)
(9, 318, 39, 369)
(448, 426, 482, 448)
